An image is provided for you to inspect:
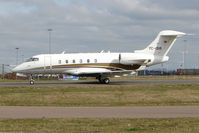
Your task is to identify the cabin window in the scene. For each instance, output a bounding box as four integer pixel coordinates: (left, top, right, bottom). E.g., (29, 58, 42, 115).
(94, 59, 97, 63)
(87, 59, 90, 63)
(65, 60, 68, 64)
(73, 60, 75, 63)
(32, 58, 39, 61)
(25, 58, 39, 62)
(58, 60, 61, 64)
(80, 59, 83, 64)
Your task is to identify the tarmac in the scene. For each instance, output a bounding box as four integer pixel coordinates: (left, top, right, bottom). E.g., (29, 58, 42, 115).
(0, 106, 199, 119)
(0, 79, 199, 86)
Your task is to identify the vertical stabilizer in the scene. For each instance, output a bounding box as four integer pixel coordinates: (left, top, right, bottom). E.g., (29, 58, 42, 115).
(135, 30, 186, 56)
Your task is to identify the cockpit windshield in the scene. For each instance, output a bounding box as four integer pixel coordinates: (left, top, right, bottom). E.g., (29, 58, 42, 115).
(25, 58, 39, 62)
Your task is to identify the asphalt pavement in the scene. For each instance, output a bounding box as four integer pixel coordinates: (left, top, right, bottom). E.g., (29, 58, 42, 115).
(0, 79, 199, 86)
(0, 106, 199, 119)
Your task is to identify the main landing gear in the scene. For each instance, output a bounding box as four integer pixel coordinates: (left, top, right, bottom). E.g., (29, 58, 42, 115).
(29, 75, 34, 85)
(98, 77, 110, 84)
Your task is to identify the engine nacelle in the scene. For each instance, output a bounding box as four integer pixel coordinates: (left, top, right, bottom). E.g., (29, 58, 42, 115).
(119, 53, 152, 65)
(147, 56, 169, 66)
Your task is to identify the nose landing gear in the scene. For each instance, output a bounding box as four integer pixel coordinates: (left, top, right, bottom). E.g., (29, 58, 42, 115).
(29, 75, 34, 85)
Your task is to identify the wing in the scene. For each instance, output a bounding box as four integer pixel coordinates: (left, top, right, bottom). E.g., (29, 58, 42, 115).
(77, 70, 134, 77)
(63, 68, 134, 77)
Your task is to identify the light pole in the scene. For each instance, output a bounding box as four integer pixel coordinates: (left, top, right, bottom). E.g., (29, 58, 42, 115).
(182, 51, 185, 69)
(16, 47, 19, 65)
(2, 64, 4, 79)
(183, 40, 188, 69)
(48, 29, 53, 54)
(161, 63, 164, 75)
(21, 55, 24, 62)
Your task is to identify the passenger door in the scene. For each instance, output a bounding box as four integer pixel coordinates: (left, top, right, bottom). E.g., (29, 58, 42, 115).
(44, 56, 52, 73)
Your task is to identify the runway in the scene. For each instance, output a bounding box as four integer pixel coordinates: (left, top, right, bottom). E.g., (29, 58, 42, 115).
(0, 106, 199, 119)
(0, 79, 199, 86)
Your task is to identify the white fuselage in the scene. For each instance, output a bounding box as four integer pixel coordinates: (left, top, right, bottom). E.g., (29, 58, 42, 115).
(12, 52, 168, 77)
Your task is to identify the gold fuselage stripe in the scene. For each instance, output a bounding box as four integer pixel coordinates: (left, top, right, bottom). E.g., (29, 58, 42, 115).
(52, 63, 141, 70)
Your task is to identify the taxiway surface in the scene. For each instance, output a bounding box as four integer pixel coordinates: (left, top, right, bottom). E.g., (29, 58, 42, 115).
(0, 106, 199, 119)
(0, 79, 199, 86)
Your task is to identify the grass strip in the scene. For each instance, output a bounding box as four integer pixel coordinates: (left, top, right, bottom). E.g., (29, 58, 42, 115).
(0, 118, 199, 133)
(0, 83, 198, 106)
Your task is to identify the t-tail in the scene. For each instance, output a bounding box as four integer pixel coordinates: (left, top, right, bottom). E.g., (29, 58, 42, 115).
(135, 30, 186, 56)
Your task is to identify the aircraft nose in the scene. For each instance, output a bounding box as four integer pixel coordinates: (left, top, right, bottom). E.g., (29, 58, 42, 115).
(12, 65, 21, 73)
(12, 66, 18, 73)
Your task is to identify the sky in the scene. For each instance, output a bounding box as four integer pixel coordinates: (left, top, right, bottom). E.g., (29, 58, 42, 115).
(0, 0, 199, 72)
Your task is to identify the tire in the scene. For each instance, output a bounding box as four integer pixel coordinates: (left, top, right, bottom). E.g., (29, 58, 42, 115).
(103, 78, 110, 84)
(30, 80, 34, 85)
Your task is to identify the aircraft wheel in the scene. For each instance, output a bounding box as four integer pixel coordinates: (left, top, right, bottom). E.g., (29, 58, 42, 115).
(98, 77, 110, 84)
(103, 78, 110, 84)
(30, 79, 34, 85)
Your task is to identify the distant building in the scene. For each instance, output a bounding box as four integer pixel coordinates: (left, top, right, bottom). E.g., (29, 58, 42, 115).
(177, 69, 199, 75)
(137, 69, 170, 76)
(138, 69, 199, 76)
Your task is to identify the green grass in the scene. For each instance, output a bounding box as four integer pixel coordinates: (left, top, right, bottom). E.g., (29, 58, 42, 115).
(0, 118, 199, 132)
(0, 83, 199, 106)
(0, 79, 27, 82)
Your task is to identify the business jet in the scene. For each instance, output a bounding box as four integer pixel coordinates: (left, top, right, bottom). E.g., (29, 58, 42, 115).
(12, 30, 186, 84)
